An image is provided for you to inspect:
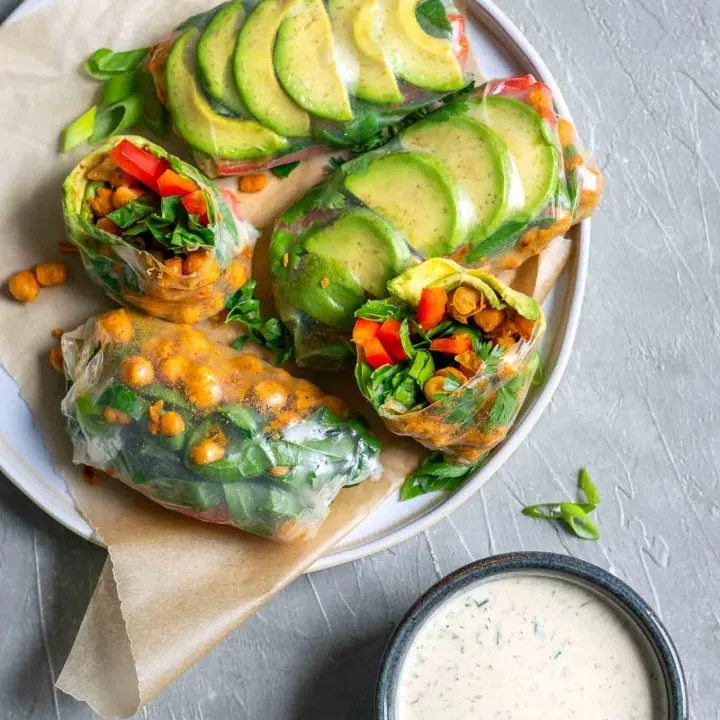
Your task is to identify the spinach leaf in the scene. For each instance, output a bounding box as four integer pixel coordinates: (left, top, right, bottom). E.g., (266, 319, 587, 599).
(271, 161, 301, 178)
(400, 453, 483, 500)
(355, 299, 409, 322)
(106, 199, 155, 229)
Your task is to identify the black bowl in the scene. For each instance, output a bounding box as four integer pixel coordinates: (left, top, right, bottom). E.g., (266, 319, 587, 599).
(376, 552, 688, 719)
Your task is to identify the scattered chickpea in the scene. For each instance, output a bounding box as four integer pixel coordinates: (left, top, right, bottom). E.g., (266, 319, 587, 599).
(97, 309, 133, 343)
(8, 270, 40, 303)
(96, 217, 121, 235)
(191, 439, 225, 465)
(112, 186, 144, 210)
(160, 411, 185, 437)
(121, 356, 155, 388)
(238, 174, 268, 193)
(49, 345, 64, 373)
(103, 407, 132, 425)
(35, 261, 67, 287)
(51, 328, 64, 340)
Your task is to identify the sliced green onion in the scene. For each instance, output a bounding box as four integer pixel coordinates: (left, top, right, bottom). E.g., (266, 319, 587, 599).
(61, 106, 97, 152)
(521, 503, 562, 519)
(578, 468, 600, 512)
(89, 94, 143, 145)
(532, 354, 544, 386)
(84, 47, 148, 79)
(100, 72, 137, 106)
(399, 318, 416, 359)
(560, 503, 600, 540)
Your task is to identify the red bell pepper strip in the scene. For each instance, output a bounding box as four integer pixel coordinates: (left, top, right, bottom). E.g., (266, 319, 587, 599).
(157, 169, 200, 197)
(448, 15, 469, 66)
(110, 140, 169, 192)
(377, 318, 408, 362)
(494, 75, 536, 94)
(352, 318, 380, 345)
(364, 337, 394, 370)
(430, 334, 473, 355)
(181, 189, 209, 223)
(417, 287, 448, 332)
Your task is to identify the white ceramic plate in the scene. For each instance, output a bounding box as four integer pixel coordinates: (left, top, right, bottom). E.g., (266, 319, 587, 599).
(2, 0, 588, 572)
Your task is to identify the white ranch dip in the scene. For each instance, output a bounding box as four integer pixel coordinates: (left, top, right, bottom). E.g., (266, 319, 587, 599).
(397, 573, 668, 720)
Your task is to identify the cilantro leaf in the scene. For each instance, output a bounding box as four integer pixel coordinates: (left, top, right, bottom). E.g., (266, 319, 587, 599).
(271, 161, 301, 179)
(226, 280, 293, 365)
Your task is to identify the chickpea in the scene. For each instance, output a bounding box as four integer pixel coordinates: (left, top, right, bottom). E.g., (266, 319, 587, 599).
(275, 520, 312, 544)
(97, 309, 133, 342)
(238, 174, 268, 193)
(121, 356, 155, 388)
(51, 328, 64, 340)
(103, 407, 131, 425)
(57, 239, 78, 254)
(436, 367, 468, 384)
(231, 354, 264, 375)
(88, 187, 114, 217)
(323, 395, 348, 418)
(182, 249, 212, 276)
(112, 186, 144, 210)
(159, 355, 189, 384)
(159, 411, 185, 436)
(191, 439, 225, 465)
(268, 466, 290, 477)
(454, 351, 482, 379)
(147, 400, 164, 435)
(186, 364, 222, 409)
(35, 262, 67, 287)
(49, 345, 64, 373)
(8, 270, 39, 303)
(254, 380, 288, 412)
(227, 258, 249, 290)
(447, 287, 483, 323)
(473, 308, 506, 334)
(95, 216, 120, 234)
(164, 257, 183, 275)
(423, 375, 448, 404)
(513, 314, 536, 341)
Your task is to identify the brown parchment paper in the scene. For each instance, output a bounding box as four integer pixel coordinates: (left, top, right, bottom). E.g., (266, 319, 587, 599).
(0, 1, 572, 716)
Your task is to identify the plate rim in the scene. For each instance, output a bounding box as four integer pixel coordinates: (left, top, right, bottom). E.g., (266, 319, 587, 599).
(0, 0, 589, 571)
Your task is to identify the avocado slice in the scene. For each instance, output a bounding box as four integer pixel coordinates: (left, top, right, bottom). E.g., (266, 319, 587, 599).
(376, 0, 464, 91)
(472, 270, 541, 321)
(467, 96, 559, 218)
(304, 209, 411, 298)
(234, 0, 311, 137)
(197, 0, 247, 115)
(274, 0, 353, 122)
(402, 116, 519, 240)
(344, 152, 465, 257)
(286, 253, 366, 330)
(166, 27, 288, 160)
(328, 0, 403, 105)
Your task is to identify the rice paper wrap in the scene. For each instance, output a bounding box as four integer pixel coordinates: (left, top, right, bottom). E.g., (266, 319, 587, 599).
(60, 310, 382, 542)
(62, 135, 257, 324)
(148, 0, 472, 177)
(354, 259, 545, 465)
(269, 74, 599, 368)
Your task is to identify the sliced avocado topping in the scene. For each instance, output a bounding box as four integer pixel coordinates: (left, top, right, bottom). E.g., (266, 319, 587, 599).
(402, 115, 518, 239)
(467, 96, 558, 218)
(328, 0, 403, 105)
(166, 28, 288, 160)
(234, 0, 311, 137)
(473, 271, 541, 321)
(286, 253, 365, 330)
(197, 0, 247, 115)
(275, 0, 353, 122)
(304, 209, 411, 297)
(376, 0, 464, 91)
(344, 151, 464, 257)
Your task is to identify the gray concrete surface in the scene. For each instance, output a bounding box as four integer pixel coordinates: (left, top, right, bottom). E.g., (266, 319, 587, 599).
(1, 0, 719, 718)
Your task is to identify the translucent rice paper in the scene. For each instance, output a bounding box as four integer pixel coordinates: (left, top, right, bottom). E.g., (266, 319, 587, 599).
(355, 259, 546, 465)
(61, 310, 382, 542)
(62, 135, 257, 323)
(270, 74, 600, 368)
(148, 0, 472, 177)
